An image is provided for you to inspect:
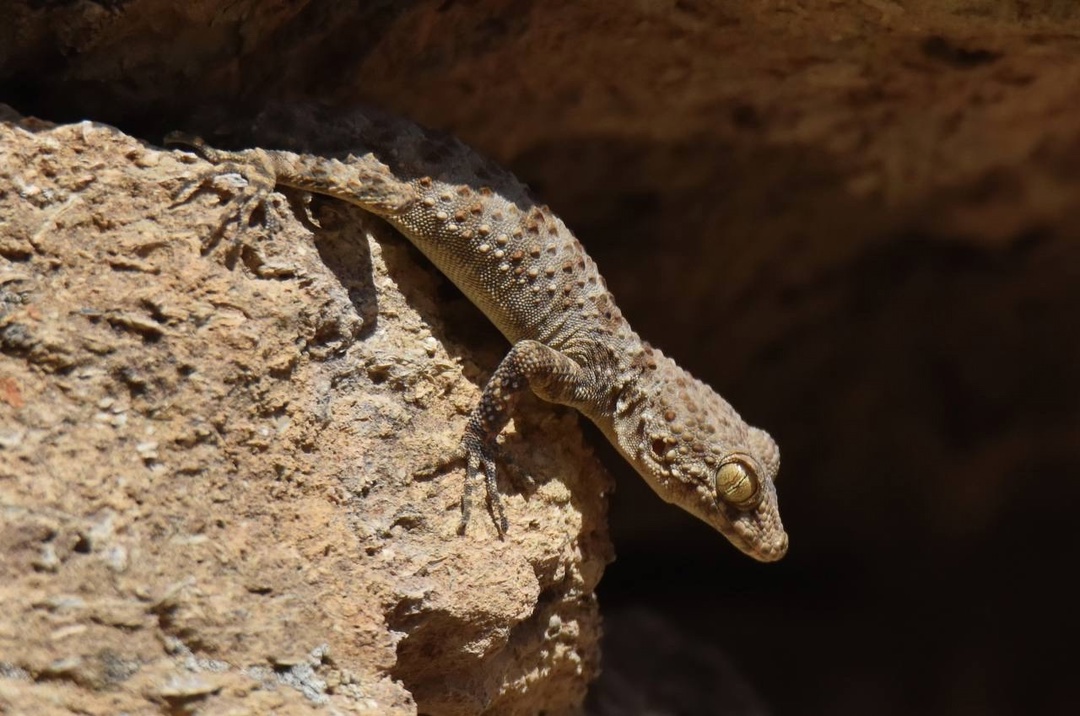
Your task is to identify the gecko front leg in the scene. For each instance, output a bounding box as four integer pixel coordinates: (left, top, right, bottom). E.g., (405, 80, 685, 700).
(456, 340, 593, 536)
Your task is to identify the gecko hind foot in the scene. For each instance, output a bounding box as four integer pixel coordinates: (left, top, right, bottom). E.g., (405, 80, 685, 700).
(166, 132, 280, 258)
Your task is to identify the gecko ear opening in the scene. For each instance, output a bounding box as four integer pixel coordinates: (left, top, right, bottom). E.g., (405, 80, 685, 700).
(714, 455, 763, 511)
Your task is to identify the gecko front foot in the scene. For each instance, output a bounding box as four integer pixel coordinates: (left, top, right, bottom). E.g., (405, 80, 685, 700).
(460, 432, 508, 537)
(414, 438, 535, 537)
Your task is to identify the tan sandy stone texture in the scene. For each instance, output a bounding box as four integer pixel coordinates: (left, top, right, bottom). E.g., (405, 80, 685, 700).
(0, 110, 612, 716)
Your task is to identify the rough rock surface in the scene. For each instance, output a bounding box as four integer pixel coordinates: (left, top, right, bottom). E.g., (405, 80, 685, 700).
(0, 110, 611, 715)
(3, 1, 1080, 715)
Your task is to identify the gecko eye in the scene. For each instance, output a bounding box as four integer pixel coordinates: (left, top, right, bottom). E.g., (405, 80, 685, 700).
(715, 456, 763, 511)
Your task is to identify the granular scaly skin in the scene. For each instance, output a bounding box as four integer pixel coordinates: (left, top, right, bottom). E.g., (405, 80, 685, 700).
(167, 104, 788, 561)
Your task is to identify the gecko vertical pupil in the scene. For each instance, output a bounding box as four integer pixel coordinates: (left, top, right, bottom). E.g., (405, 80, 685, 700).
(715, 457, 762, 510)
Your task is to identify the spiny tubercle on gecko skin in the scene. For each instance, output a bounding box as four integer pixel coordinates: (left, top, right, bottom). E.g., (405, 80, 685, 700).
(166, 103, 787, 561)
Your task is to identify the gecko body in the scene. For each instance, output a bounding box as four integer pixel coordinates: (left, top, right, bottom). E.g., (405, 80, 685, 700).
(168, 104, 788, 561)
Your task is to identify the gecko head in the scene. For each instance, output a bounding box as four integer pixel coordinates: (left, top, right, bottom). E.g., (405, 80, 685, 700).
(614, 362, 788, 562)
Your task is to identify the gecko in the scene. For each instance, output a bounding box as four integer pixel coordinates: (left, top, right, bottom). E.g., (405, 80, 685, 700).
(166, 103, 788, 562)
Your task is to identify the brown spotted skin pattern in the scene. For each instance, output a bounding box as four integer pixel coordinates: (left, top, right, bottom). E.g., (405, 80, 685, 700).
(167, 104, 787, 561)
